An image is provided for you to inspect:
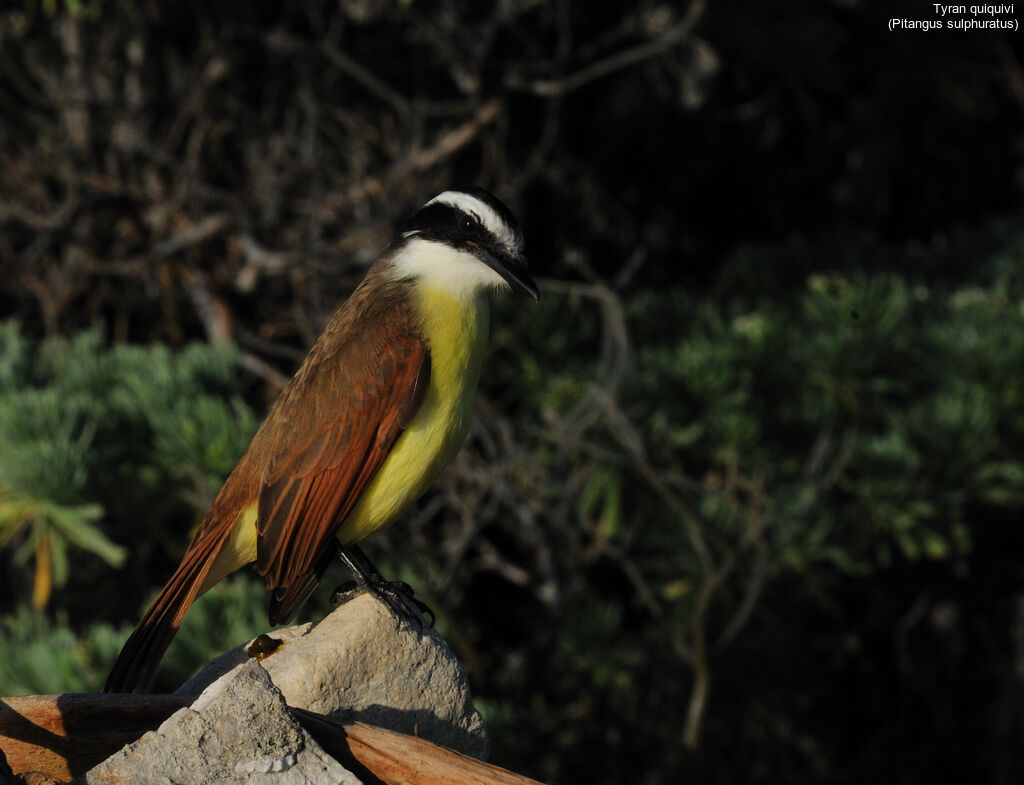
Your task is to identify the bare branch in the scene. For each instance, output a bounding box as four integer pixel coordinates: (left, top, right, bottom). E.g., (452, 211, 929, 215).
(507, 0, 708, 97)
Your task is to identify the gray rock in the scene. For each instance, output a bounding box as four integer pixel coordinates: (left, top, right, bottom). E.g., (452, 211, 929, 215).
(76, 662, 359, 785)
(179, 593, 490, 760)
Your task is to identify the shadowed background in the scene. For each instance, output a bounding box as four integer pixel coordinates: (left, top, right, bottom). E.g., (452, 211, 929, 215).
(1, 1, 1023, 783)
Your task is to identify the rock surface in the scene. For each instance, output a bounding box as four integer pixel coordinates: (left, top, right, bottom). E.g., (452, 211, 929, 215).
(74, 662, 358, 785)
(179, 593, 490, 760)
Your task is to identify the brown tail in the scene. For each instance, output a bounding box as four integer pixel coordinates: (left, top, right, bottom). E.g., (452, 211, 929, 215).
(267, 538, 342, 626)
(104, 535, 222, 693)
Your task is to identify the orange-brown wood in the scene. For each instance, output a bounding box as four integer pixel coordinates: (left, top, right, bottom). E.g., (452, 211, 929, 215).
(298, 713, 547, 785)
(0, 693, 547, 785)
(0, 693, 191, 781)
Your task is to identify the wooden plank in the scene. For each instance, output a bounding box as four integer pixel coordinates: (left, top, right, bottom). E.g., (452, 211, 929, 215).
(0, 694, 547, 785)
(0, 694, 191, 781)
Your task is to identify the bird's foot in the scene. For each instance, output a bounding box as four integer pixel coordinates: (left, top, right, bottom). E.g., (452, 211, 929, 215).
(330, 575, 435, 628)
(331, 544, 434, 628)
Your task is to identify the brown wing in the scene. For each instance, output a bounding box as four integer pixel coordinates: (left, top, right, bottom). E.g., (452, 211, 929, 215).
(255, 294, 429, 624)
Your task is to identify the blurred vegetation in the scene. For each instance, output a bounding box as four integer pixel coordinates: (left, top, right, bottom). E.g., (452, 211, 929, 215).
(0, 325, 255, 617)
(1, 1, 1023, 784)
(475, 232, 1024, 782)
(0, 575, 267, 694)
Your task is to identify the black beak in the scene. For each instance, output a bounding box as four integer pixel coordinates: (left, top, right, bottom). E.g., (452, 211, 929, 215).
(471, 243, 540, 302)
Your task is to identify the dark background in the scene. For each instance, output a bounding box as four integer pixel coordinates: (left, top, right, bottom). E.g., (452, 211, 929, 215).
(2, 1, 1023, 783)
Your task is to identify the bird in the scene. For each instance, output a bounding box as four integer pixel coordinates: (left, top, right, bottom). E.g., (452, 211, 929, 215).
(104, 187, 538, 692)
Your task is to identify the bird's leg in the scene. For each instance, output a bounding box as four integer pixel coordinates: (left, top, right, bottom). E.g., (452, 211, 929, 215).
(330, 544, 435, 627)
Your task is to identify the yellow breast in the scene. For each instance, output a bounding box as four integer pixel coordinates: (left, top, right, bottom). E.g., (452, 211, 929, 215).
(335, 284, 490, 543)
(207, 283, 489, 590)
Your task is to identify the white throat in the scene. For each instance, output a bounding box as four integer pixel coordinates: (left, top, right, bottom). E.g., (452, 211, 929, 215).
(388, 237, 510, 301)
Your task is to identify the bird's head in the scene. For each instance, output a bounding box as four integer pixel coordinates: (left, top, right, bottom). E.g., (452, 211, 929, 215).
(388, 188, 539, 302)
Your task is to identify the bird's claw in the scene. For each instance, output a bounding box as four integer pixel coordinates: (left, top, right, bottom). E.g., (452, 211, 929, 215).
(330, 574, 435, 629)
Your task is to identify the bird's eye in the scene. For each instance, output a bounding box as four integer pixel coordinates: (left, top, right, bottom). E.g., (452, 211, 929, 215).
(459, 214, 477, 232)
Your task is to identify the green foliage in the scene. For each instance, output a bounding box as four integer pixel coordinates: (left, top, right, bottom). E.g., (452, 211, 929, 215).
(0, 574, 266, 694)
(0, 0, 1019, 779)
(0, 323, 256, 607)
(616, 268, 1024, 578)
(1, 225, 1023, 782)
(477, 227, 1024, 780)
(0, 608, 126, 695)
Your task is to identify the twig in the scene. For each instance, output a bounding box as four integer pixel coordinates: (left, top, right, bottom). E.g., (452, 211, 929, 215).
(181, 267, 232, 345)
(153, 214, 232, 260)
(682, 580, 713, 750)
(508, 0, 707, 97)
(394, 99, 503, 177)
(539, 280, 631, 436)
(239, 352, 292, 393)
(713, 540, 768, 652)
(591, 388, 713, 575)
(265, 30, 413, 116)
(319, 42, 413, 116)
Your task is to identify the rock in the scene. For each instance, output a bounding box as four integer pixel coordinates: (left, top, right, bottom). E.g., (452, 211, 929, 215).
(75, 662, 359, 785)
(179, 594, 490, 760)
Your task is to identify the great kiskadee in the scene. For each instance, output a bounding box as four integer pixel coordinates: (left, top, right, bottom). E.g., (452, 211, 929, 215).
(104, 188, 538, 693)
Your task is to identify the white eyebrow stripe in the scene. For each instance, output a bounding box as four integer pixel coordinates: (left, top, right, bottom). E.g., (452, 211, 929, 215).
(425, 191, 521, 254)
